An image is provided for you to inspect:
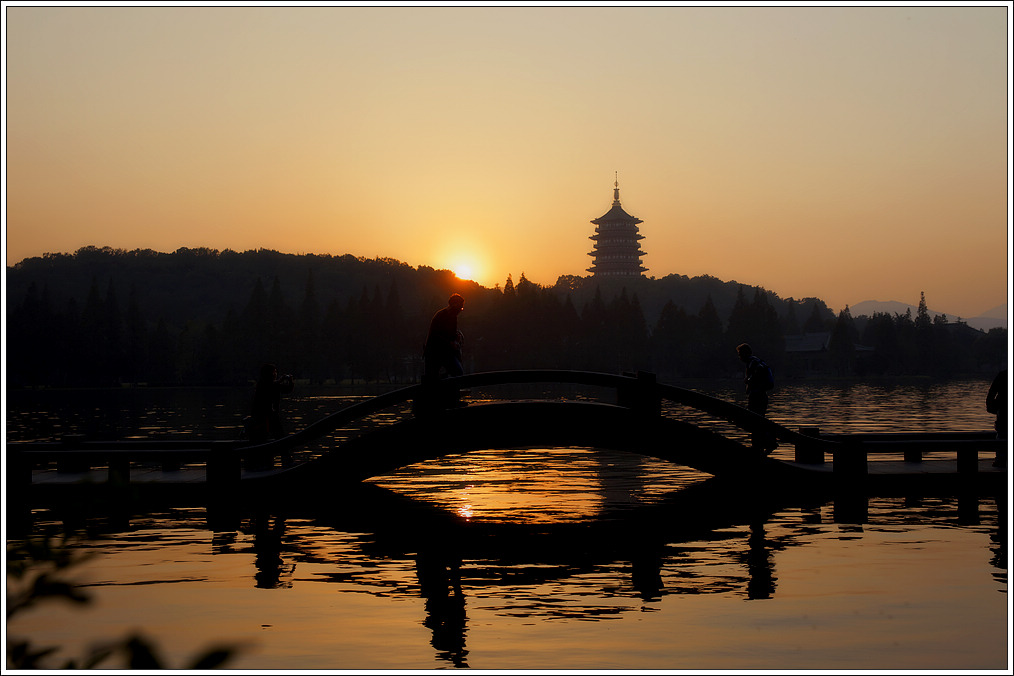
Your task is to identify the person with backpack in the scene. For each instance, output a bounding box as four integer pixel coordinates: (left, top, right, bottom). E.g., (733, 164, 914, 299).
(737, 343, 777, 454)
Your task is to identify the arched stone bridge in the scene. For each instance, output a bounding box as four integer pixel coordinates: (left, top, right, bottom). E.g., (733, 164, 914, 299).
(265, 370, 824, 485)
(11, 370, 1002, 500)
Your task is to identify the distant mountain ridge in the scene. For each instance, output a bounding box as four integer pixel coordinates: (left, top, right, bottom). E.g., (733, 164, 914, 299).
(848, 299, 1008, 332)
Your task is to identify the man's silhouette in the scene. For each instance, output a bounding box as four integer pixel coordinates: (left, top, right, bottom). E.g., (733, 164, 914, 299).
(424, 293, 465, 380)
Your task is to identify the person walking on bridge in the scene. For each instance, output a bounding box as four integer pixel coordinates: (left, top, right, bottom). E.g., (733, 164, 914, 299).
(247, 363, 295, 443)
(418, 293, 466, 411)
(737, 343, 777, 454)
(424, 293, 465, 380)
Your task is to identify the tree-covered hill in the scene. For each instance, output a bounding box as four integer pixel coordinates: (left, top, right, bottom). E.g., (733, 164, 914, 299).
(6, 246, 1005, 387)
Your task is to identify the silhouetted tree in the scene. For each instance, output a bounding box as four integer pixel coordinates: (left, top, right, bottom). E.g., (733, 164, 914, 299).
(749, 288, 785, 369)
(691, 295, 725, 377)
(914, 291, 934, 374)
(651, 300, 692, 380)
(828, 306, 858, 376)
(579, 286, 609, 372)
(894, 308, 918, 374)
(783, 299, 801, 335)
(383, 280, 411, 381)
(124, 285, 147, 383)
(241, 278, 269, 365)
(296, 269, 322, 383)
(502, 273, 516, 298)
(196, 323, 225, 384)
(556, 294, 582, 369)
(861, 312, 901, 375)
(725, 286, 753, 350)
(321, 298, 346, 383)
(802, 301, 829, 333)
(103, 279, 125, 384)
(79, 278, 109, 384)
(974, 327, 1008, 373)
(266, 276, 295, 367)
(931, 312, 956, 378)
(148, 318, 176, 385)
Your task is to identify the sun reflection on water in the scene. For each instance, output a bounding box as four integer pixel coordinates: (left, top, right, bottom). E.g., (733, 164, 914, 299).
(370, 447, 710, 525)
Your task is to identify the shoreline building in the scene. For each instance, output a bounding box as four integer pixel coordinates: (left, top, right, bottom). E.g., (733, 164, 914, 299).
(587, 177, 647, 277)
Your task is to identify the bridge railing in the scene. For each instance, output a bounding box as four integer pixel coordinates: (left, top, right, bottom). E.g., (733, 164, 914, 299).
(9, 370, 1002, 491)
(7, 369, 786, 489)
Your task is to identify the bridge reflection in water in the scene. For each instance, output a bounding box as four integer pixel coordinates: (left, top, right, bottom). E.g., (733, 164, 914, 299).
(9, 428, 1005, 670)
(218, 449, 1002, 668)
(45, 472, 1000, 669)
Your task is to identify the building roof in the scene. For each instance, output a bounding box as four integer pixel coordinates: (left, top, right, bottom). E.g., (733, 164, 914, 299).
(590, 178, 643, 225)
(591, 203, 643, 225)
(785, 332, 876, 353)
(784, 332, 831, 353)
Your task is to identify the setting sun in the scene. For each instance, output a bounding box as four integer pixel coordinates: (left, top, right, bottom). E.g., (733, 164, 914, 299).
(443, 249, 490, 283)
(452, 261, 475, 281)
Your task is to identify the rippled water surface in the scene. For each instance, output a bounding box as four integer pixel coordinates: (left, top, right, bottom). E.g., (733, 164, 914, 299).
(6, 378, 1009, 670)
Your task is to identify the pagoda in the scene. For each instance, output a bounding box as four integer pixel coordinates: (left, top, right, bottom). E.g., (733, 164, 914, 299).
(587, 176, 647, 277)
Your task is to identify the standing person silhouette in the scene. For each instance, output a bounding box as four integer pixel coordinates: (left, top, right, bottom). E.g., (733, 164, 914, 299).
(248, 363, 294, 443)
(419, 293, 466, 411)
(986, 368, 1007, 467)
(425, 293, 465, 380)
(737, 343, 776, 454)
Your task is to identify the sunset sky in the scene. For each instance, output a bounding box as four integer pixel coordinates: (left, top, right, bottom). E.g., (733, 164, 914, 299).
(4, 3, 1010, 319)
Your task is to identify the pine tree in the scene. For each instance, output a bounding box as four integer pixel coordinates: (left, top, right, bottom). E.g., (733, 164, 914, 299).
(783, 299, 801, 335)
(125, 284, 147, 383)
(803, 302, 828, 333)
(297, 269, 322, 382)
(828, 306, 857, 375)
(692, 295, 725, 376)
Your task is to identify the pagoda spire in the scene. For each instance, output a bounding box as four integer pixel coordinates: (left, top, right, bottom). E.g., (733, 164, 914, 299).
(613, 171, 620, 205)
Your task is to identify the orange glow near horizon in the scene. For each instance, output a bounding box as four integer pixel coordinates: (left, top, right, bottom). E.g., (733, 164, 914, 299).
(451, 261, 476, 282)
(4, 6, 1008, 319)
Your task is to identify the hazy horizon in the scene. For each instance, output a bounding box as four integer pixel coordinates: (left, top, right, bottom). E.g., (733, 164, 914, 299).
(4, 3, 1010, 320)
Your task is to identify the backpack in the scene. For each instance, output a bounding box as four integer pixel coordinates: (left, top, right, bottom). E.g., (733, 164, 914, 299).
(754, 359, 774, 391)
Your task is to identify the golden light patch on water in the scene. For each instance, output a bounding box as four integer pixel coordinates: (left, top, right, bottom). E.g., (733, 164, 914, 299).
(370, 447, 710, 524)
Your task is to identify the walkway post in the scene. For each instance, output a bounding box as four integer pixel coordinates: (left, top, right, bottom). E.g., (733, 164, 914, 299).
(635, 371, 660, 417)
(956, 447, 979, 474)
(619, 371, 660, 418)
(795, 427, 825, 464)
(108, 456, 131, 486)
(7, 447, 32, 502)
(208, 442, 241, 487)
(833, 438, 868, 486)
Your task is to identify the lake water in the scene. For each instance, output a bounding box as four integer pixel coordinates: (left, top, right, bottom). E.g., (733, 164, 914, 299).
(5, 378, 1010, 670)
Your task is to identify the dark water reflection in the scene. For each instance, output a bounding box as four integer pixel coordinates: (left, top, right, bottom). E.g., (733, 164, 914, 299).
(13, 483, 1005, 670)
(5, 378, 1009, 669)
